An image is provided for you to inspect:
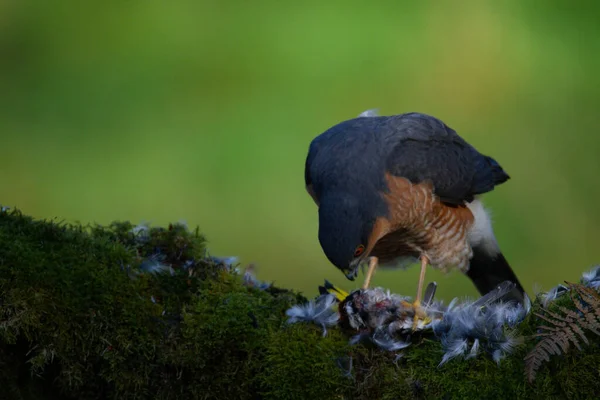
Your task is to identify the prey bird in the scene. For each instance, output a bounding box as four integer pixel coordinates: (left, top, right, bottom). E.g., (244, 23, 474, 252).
(304, 111, 526, 327)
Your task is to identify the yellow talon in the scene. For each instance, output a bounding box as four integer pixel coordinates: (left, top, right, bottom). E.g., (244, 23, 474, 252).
(411, 300, 425, 330)
(401, 299, 430, 331)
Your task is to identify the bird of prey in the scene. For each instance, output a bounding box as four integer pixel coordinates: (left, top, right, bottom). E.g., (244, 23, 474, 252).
(304, 111, 526, 326)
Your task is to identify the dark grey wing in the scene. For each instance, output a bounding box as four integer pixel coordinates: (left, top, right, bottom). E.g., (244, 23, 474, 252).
(385, 115, 509, 204)
(304, 141, 320, 205)
(304, 151, 312, 188)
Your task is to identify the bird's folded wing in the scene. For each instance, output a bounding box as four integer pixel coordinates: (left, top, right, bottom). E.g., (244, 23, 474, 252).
(385, 136, 508, 205)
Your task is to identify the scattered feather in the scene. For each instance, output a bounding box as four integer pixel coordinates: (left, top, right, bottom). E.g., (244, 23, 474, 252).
(466, 338, 480, 360)
(183, 260, 195, 270)
(335, 356, 354, 380)
(176, 220, 189, 230)
(422, 282, 438, 307)
(540, 284, 569, 308)
(139, 254, 170, 274)
(432, 282, 529, 366)
(537, 266, 600, 309)
(581, 265, 600, 290)
(208, 256, 239, 270)
(532, 282, 543, 296)
(286, 294, 339, 336)
(371, 327, 411, 351)
(471, 281, 516, 308)
(242, 264, 272, 290)
(130, 222, 150, 242)
(358, 109, 379, 117)
(503, 296, 531, 328)
(439, 338, 468, 366)
(349, 332, 370, 346)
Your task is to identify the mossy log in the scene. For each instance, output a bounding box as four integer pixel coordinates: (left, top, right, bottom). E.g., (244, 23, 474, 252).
(0, 209, 598, 400)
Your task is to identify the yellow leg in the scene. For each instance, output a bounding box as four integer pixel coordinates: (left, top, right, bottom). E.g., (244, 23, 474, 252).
(362, 256, 379, 289)
(412, 255, 429, 329)
(415, 255, 429, 305)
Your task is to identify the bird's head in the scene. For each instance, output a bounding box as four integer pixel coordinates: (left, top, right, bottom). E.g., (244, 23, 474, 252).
(317, 192, 377, 280)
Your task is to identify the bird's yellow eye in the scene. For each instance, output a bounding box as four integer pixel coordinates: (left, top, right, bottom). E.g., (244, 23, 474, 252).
(354, 244, 365, 258)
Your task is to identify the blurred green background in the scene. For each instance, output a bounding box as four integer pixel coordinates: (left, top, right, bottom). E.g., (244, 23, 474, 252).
(1, 1, 599, 301)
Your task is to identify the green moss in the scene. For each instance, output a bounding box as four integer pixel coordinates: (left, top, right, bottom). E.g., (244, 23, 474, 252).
(1, 208, 599, 399)
(261, 325, 351, 400)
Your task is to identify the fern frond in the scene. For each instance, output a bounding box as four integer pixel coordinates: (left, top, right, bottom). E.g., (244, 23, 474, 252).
(572, 283, 600, 307)
(570, 284, 600, 336)
(524, 283, 600, 383)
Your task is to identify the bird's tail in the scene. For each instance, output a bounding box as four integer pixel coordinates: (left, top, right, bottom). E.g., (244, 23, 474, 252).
(318, 280, 350, 302)
(485, 156, 510, 186)
(465, 246, 527, 304)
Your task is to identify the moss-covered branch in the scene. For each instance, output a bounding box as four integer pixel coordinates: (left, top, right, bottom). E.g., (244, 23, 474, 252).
(0, 208, 598, 399)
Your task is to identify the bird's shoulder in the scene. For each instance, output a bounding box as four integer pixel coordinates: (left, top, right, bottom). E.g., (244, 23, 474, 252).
(380, 112, 467, 143)
(380, 113, 508, 204)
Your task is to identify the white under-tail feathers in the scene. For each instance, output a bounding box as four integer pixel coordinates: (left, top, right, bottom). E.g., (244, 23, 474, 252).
(466, 198, 500, 257)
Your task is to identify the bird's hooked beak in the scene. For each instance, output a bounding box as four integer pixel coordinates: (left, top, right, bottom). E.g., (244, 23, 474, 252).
(344, 268, 358, 281)
(344, 257, 367, 281)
